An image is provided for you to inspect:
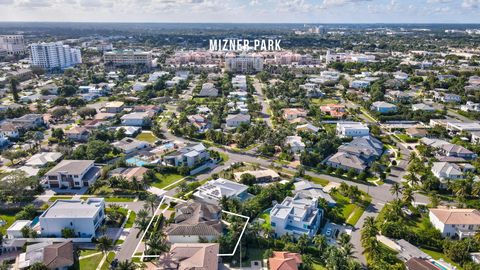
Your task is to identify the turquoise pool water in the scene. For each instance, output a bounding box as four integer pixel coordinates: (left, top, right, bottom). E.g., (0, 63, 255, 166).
(30, 216, 39, 227)
(430, 260, 449, 270)
(126, 157, 148, 166)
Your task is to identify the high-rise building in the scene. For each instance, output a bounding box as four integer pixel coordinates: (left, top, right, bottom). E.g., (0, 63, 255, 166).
(30, 42, 82, 69)
(224, 52, 263, 74)
(103, 50, 152, 67)
(0, 35, 27, 56)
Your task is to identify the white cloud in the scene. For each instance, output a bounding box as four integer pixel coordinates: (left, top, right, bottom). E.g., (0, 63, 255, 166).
(0, 0, 14, 5)
(322, 0, 372, 8)
(427, 0, 451, 3)
(462, 0, 480, 8)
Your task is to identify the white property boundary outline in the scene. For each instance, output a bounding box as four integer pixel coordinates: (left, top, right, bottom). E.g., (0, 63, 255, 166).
(132, 195, 250, 259)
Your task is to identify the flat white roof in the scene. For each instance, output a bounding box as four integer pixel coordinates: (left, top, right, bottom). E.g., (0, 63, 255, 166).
(41, 198, 104, 219)
(7, 220, 31, 231)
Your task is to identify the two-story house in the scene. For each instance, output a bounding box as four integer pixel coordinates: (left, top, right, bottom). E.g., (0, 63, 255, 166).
(163, 143, 209, 168)
(43, 160, 101, 189)
(429, 208, 480, 239)
(270, 193, 322, 238)
(39, 198, 105, 238)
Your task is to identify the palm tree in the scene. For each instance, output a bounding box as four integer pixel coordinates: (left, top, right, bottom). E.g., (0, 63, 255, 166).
(402, 188, 415, 205)
(135, 209, 150, 233)
(115, 260, 136, 270)
(338, 233, 351, 248)
(361, 217, 378, 241)
(96, 236, 113, 255)
(341, 242, 355, 259)
(297, 234, 310, 253)
(145, 194, 159, 216)
(147, 231, 169, 255)
(389, 182, 402, 199)
(9, 77, 19, 102)
(313, 235, 327, 258)
(301, 254, 314, 269)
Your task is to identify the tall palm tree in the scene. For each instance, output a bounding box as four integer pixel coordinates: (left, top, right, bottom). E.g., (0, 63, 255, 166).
(147, 231, 169, 255)
(115, 260, 136, 270)
(402, 188, 415, 205)
(313, 235, 327, 257)
(338, 233, 351, 247)
(361, 217, 378, 241)
(135, 209, 150, 233)
(297, 234, 310, 253)
(389, 183, 402, 199)
(96, 236, 113, 255)
(301, 254, 314, 269)
(145, 194, 159, 216)
(340, 242, 355, 259)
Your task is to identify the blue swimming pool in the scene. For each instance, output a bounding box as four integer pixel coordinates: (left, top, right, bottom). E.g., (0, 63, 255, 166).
(126, 157, 148, 166)
(430, 260, 450, 270)
(30, 216, 39, 227)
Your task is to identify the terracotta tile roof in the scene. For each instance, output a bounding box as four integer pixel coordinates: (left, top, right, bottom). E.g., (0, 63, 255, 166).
(166, 201, 222, 237)
(158, 243, 219, 270)
(43, 241, 74, 269)
(405, 258, 438, 270)
(269, 252, 302, 270)
(430, 208, 480, 225)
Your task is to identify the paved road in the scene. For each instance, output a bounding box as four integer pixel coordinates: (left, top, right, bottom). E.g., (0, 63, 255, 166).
(252, 78, 273, 128)
(113, 201, 145, 262)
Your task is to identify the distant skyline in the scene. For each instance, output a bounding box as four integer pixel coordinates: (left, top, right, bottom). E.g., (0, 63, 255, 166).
(0, 0, 479, 24)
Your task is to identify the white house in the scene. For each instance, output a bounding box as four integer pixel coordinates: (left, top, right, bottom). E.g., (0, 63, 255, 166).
(270, 193, 322, 238)
(370, 101, 398, 114)
(431, 162, 463, 180)
(163, 143, 209, 168)
(6, 220, 32, 239)
(112, 138, 150, 154)
(43, 160, 101, 189)
(39, 198, 105, 238)
(350, 80, 370, 89)
(121, 111, 153, 126)
(285, 136, 305, 153)
(412, 103, 435, 112)
(25, 152, 63, 167)
(193, 178, 249, 204)
(226, 114, 250, 128)
(461, 101, 480, 112)
(429, 208, 480, 239)
(336, 122, 369, 137)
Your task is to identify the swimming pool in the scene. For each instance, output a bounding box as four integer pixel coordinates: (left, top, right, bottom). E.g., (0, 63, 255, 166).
(430, 260, 452, 270)
(126, 157, 148, 166)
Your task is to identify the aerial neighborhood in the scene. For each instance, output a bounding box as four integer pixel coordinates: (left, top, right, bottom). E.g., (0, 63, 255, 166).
(2, 18, 480, 270)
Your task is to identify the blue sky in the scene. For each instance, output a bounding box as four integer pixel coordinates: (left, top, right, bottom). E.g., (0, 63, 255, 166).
(0, 0, 479, 23)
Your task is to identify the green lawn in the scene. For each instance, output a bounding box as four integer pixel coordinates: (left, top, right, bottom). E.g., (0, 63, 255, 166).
(135, 132, 158, 143)
(0, 213, 16, 234)
(79, 253, 103, 270)
(420, 248, 463, 269)
(311, 98, 339, 106)
(48, 196, 73, 202)
(219, 152, 230, 163)
(331, 191, 370, 226)
(395, 133, 418, 143)
(151, 173, 184, 189)
(79, 249, 100, 257)
(105, 197, 135, 202)
(258, 210, 271, 230)
(124, 211, 136, 228)
(304, 175, 330, 187)
(100, 252, 116, 270)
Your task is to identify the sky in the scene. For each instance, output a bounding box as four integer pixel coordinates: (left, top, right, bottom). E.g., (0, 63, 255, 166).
(0, 0, 479, 23)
